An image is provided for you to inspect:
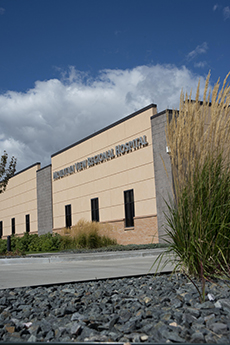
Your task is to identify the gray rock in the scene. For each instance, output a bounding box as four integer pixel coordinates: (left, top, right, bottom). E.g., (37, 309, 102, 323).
(164, 331, 185, 343)
(59, 335, 72, 342)
(199, 301, 215, 309)
(190, 331, 205, 343)
(114, 320, 136, 333)
(77, 326, 99, 341)
(71, 312, 86, 321)
(44, 329, 54, 340)
(119, 309, 132, 322)
(205, 333, 215, 343)
(39, 319, 53, 334)
(218, 298, 230, 310)
(70, 322, 82, 335)
(204, 313, 215, 323)
(132, 333, 141, 342)
(186, 307, 200, 318)
(0, 273, 230, 343)
(215, 301, 222, 309)
(27, 334, 37, 342)
(85, 334, 109, 342)
(62, 288, 76, 294)
(210, 322, 228, 334)
(28, 322, 40, 335)
(182, 312, 197, 327)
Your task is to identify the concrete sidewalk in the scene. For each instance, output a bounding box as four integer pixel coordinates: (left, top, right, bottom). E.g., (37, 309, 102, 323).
(0, 248, 176, 290)
(0, 248, 168, 264)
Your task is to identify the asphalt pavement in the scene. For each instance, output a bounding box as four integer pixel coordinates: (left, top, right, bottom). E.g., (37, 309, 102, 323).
(0, 248, 176, 290)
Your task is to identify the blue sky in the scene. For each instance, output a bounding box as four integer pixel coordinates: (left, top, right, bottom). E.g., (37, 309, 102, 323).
(0, 0, 230, 171)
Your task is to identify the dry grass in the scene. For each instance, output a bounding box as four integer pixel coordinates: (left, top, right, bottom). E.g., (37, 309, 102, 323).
(154, 72, 230, 300)
(166, 71, 230, 201)
(60, 219, 117, 249)
(61, 219, 113, 237)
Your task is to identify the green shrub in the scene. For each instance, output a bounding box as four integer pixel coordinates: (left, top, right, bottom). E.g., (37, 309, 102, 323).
(27, 234, 40, 252)
(0, 220, 116, 254)
(3, 232, 62, 253)
(87, 230, 100, 248)
(0, 239, 7, 254)
(13, 232, 31, 252)
(10, 234, 22, 251)
(59, 235, 75, 250)
(52, 233, 62, 249)
(100, 235, 117, 247)
(29, 233, 62, 252)
(76, 232, 88, 248)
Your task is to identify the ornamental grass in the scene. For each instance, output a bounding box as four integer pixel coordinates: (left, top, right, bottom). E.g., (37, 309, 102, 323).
(155, 72, 230, 300)
(60, 219, 117, 250)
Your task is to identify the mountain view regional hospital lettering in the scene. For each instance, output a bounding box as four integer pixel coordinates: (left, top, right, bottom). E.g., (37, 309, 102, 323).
(53, 135, 148, 181)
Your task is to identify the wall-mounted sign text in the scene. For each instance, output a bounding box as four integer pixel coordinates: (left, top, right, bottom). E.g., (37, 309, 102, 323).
(53, 135, 148, 180)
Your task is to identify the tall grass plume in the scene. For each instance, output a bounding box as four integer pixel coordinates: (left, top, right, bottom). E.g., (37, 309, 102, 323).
(155, 72, 230, 300)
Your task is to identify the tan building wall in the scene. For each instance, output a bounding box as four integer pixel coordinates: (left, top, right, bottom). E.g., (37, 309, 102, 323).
(0, 163, 40, 238)
(51, 104, 158, 244)
(97, 215, 158, 245)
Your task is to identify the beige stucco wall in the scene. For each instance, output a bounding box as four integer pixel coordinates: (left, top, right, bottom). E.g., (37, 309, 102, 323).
(0, 163, 40, 238)
(51, 105, 158, 243)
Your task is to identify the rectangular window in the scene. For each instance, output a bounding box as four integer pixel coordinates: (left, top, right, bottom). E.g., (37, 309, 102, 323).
(65, 204, 72, 228)
(0, 221, 2, 239)
(26, 214, 30, 233)
(124, 189, 135, 227)
(11, 218, 15, 235)
(91, 198, 99, 222)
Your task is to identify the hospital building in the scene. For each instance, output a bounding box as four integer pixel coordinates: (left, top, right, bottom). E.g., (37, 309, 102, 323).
(0, 104, 173, 244)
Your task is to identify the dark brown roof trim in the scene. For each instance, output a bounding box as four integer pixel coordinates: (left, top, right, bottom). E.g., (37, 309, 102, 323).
(151, 100, 213, 121)
(51, 103, 157, 158)
(37, 164, 52, 173)
(13, 162, 41, 178)
(151, 109, 176, 120)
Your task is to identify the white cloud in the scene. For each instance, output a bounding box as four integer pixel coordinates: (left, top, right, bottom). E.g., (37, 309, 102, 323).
(194, 61, 207, 68)
(223, 6, 230, 19)
(0, 65, 207, 172)
(187, 42, 208, 61)
(213, 4, 230, 20)
(0, 7, 5, 15)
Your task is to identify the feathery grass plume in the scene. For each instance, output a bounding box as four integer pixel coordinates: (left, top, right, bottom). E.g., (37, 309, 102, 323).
(153, 72, 230, 300)
(167, 71, 230, 198)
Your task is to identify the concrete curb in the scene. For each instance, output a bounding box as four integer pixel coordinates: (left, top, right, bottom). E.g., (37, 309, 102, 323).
(0, 248, 167, 265)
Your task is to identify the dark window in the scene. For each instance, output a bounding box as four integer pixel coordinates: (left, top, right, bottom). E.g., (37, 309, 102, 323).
(65, 204, 72, 228)
(124, 189, 135, 227)
(26, 214, 30, 233)
(11, 218, 15, 235)
(91, 198, 99, 222)
(0, 221, 2, 239)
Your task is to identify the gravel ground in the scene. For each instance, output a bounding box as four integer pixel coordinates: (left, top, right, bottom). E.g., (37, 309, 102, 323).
(1, 273, 230, 343)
